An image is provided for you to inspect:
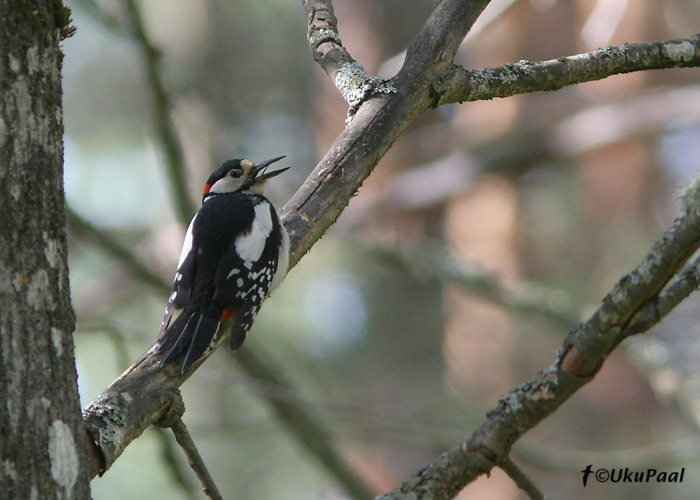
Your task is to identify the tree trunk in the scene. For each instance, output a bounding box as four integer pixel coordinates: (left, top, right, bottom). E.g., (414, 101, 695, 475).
(0, 2, 91, 498)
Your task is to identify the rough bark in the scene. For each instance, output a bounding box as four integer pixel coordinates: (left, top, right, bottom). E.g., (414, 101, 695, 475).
(435, 36, 700, 104)
(0, 2, 91, 499)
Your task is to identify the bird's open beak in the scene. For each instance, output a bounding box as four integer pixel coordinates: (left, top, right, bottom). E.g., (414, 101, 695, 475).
(251, 156, 290, 181)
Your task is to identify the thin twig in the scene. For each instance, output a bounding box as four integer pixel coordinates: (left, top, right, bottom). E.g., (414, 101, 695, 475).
(155, 427, 199, 499)
(170, 418, 224, 500)
(302, 0, 356, 78)
(498, 457, 546, 500)
(122, 0, 195, 225)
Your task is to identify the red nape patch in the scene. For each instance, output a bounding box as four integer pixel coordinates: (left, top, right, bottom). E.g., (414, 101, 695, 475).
(203, 183, 212, 196)
(220, 308, 234, 322)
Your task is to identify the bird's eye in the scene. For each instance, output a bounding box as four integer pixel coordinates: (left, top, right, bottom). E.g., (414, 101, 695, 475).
(229, 169, 242, 178)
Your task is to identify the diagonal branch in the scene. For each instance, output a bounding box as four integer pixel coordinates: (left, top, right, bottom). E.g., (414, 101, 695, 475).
(82, 0, 493, 488)
(497, 457, 545, 500)
(71, 207, 373, 498)
(83, 2, 700, 498)
(302, 0, 395, 116)
(169, 418, 224, 500)
(377, 176, 700, 499)
(436, 35, 700, 105)
(284, 0, 493, 266)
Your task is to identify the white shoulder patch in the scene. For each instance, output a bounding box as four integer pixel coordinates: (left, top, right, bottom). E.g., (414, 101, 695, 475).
(177, 212, 198, 269)
(235, 202, 273, 264)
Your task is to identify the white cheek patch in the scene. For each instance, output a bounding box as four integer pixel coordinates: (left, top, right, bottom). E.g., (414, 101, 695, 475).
(235, 203, 273, 264)
(177, 213, 197, 269)
(209, 176, 242, 194)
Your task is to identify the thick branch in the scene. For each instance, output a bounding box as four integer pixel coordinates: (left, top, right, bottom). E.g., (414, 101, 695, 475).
(74, 217, 373, 497)
(286, 0, 492, 265)
(83, 0, 492, 486)
(437, 35, 700, 105)
(378, 176, 700, 499)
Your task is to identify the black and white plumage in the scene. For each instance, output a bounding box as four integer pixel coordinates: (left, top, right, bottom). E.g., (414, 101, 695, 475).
(157, 156, 290, 373)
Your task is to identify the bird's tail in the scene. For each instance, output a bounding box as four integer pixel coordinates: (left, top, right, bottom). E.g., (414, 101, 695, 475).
(157, 310, 220, 374)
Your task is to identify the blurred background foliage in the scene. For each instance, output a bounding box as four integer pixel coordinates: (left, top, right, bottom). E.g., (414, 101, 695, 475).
(63, 0, 700, 498)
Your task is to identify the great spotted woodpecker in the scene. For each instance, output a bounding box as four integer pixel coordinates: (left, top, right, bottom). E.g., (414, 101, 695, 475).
(157, 156, 290, 373)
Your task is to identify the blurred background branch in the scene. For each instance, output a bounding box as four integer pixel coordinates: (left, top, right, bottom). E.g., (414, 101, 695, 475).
(67, 205, 171, 295)
(122, 0, 195, 224)
(515, 437, 700, 472)
(379, 175, 700, 498)
(234, 348, 375, 500)
(371, 240, 579, 329)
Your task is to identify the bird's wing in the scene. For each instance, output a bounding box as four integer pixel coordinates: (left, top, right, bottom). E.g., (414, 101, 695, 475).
(157, 213, 198, 339)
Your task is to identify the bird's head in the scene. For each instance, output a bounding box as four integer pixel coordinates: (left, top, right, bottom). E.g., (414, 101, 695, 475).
(203, 156, 289, 199)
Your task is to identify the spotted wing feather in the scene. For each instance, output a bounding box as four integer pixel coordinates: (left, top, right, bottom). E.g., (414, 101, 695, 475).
(157, 194, 263, 372)
(157, 195, 286, 374)
(213, 202, 282, 349)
